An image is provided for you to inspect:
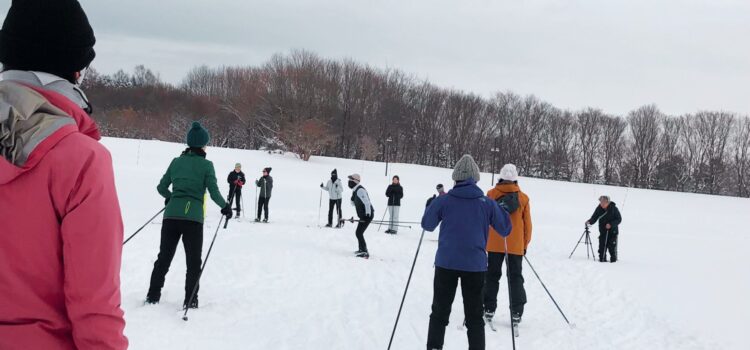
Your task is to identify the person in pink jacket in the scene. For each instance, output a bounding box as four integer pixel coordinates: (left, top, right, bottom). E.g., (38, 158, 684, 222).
(0, 1, 128, 349)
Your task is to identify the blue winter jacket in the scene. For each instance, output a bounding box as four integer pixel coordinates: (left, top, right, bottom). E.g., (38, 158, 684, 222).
(421, 180, 512, 272)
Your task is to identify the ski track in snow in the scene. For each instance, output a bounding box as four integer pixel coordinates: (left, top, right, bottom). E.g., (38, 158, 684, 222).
(110, 138, 746, 349)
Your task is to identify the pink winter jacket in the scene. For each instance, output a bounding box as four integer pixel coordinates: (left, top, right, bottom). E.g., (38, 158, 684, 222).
(0, 72, 128, 349)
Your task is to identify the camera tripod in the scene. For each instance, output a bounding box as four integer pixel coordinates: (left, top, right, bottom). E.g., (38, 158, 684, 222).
(568, 225, 596, 260)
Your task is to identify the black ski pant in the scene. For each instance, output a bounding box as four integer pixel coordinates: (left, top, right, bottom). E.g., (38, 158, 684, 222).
(228, 187, 242, 214)
(598, 229, 618, 261)
(257, 196, 270, 220)
(147, 219, 203, 304)
(328, 199, 342, 226)
(355, 220, 370, 252)
(483, 252, 527, 316)
(427, 267, 486, 350)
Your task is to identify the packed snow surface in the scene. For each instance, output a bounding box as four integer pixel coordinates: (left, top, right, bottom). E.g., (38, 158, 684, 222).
(108, 138, 749, 349)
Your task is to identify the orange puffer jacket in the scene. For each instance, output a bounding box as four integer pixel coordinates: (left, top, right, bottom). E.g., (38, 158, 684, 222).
(486, 183, 532, 255)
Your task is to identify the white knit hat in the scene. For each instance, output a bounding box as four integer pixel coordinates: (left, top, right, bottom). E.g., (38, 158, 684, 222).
(499, 164, 519, 182)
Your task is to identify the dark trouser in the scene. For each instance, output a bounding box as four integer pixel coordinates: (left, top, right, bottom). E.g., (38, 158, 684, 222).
(355, 220, 370, 252)
(599, 229, 618, 261)
(483, 252, 527, 316)
(147, 219, 204, 304)
(328, 199, 342, 226)
(257, 196, 270, 220)
(229, 188, 241, 214)
(427, 267, 486, 350)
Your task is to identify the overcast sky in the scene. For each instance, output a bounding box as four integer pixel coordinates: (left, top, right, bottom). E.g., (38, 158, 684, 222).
(2, 0, 748, 115)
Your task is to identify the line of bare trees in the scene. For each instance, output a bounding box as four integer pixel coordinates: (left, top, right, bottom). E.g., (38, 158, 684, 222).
(83, 51, 750, 197)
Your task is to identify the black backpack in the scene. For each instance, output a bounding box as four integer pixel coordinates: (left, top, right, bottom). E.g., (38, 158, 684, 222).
(497, 192, 520, 214)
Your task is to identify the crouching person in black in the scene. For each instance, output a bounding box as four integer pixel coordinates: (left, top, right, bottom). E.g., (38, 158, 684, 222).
(585, 195, 622, 263)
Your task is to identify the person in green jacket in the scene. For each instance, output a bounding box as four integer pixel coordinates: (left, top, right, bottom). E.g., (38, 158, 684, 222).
(146, 122, 233, 309)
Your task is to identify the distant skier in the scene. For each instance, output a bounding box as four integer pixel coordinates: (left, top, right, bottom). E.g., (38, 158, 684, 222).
(483, 164, 532, 329)
(227, 163, 246, 217)
(348, 174, 374, 258)
(255, 167, 273, 222)
(385, 175, 404, 234)
(585, 195, 622, 262)
(147, 122, 233, 309)
(421, 155, 512, 350)
(425, 183, 447, 207)
(321, 169, 344, 228)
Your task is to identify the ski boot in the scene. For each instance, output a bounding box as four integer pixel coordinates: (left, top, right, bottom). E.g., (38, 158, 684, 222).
(325, 223, 332, 228)
(254, 218, 261, 223)
(335, 222, 343, 229)
(483, 310, 497, 332)
(144, 295, 159, 305)
(262, 218, 268, 223)
(511, 312, 522, 337)
(183, 298, 199, 309)
(355, 251, 370, 259)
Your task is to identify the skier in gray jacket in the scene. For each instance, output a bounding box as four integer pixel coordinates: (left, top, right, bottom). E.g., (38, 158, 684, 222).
(320, 169, 344, 228)
(255, 167, 273, 222)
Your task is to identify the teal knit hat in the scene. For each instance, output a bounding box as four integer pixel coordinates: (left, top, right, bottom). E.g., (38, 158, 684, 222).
(186, 121, 210, 148)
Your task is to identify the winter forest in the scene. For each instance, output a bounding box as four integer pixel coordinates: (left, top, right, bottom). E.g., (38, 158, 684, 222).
(84, 50, 750, 198)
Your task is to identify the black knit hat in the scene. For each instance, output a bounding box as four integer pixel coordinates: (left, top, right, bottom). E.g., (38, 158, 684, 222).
(0, 0, 96, 79)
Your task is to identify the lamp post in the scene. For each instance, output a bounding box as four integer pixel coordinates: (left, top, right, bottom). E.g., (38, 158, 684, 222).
(385, 135, 393, 177)
(490, 146, 500, 185)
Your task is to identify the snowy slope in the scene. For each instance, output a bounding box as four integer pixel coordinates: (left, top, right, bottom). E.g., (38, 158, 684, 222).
(107, 137, 750, 350)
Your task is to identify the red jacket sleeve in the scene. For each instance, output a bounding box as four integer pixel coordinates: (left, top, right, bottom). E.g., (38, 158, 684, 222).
(60, 145, 128, 349)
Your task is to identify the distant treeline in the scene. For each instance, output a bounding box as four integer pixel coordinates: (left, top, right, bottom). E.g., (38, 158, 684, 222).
(84, 50, 750, 197)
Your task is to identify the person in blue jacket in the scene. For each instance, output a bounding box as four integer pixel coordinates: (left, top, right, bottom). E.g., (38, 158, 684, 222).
(421, 154, 512, 350)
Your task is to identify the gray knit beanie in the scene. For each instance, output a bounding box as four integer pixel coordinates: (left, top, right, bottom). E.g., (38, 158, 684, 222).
(452, 154, 480, 182)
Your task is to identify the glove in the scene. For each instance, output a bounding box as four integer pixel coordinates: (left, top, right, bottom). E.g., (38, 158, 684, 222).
(221, 204, 233, 219)
(524, 248, 527, 256)
(164, 197, 170, 206)
(320, 183, 324, 188)
(235, 179, 244, 187)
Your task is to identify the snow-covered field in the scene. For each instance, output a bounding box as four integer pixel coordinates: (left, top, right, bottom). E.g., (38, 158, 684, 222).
(107, 137, 749, 350)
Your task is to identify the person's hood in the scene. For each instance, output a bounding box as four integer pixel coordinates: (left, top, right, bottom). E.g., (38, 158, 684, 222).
(607, 202, 617, 208)
(448, 179, 484, 199)
(0, 72, 99, 184)
(492, 182, 520, 194)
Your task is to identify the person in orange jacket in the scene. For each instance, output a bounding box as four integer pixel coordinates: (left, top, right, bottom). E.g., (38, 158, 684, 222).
(483, 164, 532, 327)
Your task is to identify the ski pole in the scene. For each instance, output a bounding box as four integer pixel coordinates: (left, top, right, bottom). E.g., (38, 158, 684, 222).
(370, 220, 422, 225)
(123, 207, 166, 245)
(340, 218, 412, 229)
(348, 217, 421, 225)
(524, 255, 574, 328)
(183, 215, 224, 321)
(241, 191, 245, 219)
(223, 190, 238, 229)
(603, 229, 610, 261)
(318, 187, 323, 227)
(254, 186, 258, 220)
(376, 208, 388, 232)
(387, 229, 426, 350)
(185, 191, 235, 321)
(503, 238, 517, 349)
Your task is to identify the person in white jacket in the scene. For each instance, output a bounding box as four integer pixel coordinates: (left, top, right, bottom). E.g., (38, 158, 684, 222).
(320, 169, 344, 227)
